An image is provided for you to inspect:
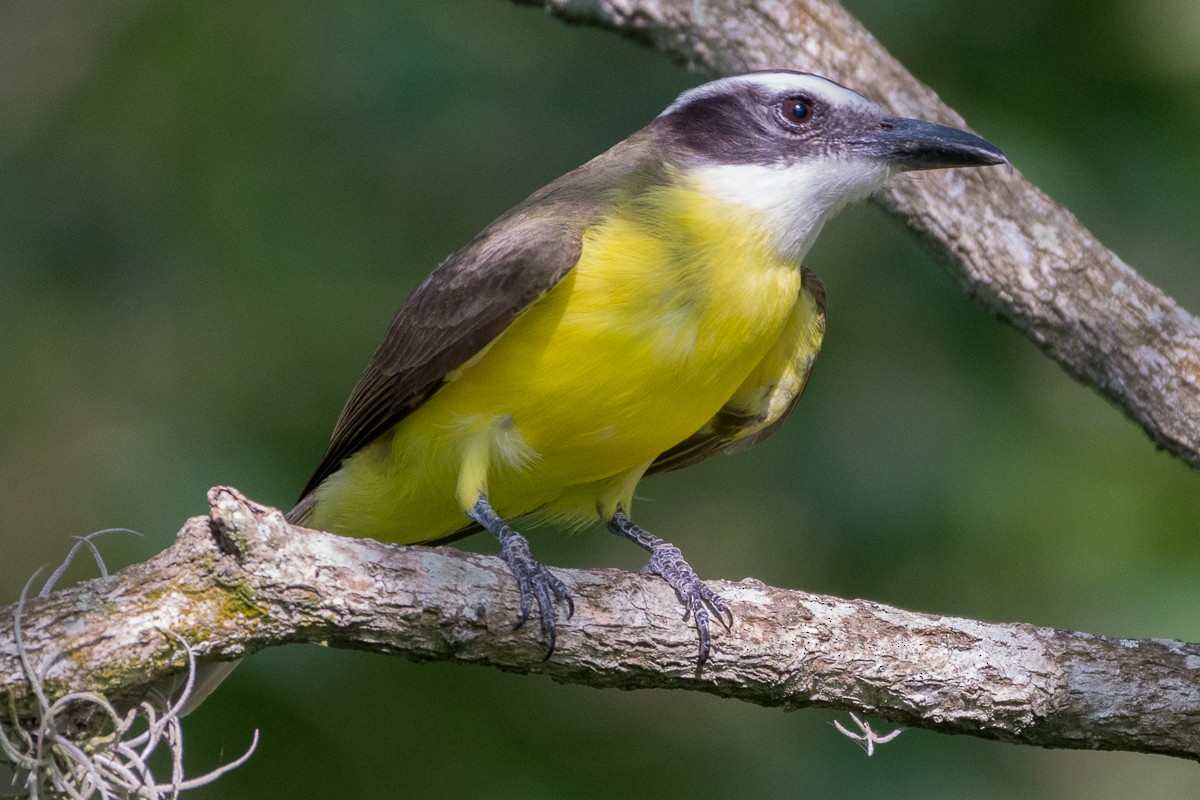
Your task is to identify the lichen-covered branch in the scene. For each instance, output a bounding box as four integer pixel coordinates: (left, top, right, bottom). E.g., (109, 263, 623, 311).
(2, 488, 1198, 761)
(512, 0, 1200, 467)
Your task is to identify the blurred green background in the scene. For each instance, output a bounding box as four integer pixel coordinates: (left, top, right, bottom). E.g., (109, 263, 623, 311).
(3, 0, 1199, 797)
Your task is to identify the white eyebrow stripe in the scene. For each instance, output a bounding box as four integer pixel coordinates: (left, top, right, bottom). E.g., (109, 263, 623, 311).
(659, 72, 882, 118)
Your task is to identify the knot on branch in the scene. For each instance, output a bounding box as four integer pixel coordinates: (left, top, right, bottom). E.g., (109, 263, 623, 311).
(205, 486, 293, 563)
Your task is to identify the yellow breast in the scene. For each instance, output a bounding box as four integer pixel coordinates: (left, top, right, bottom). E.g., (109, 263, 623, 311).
(312, 178, 804, 541)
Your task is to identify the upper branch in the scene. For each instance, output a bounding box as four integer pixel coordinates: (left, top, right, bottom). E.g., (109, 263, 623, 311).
(512, 0, 1200, 466)
(1, 488, 1198, 761)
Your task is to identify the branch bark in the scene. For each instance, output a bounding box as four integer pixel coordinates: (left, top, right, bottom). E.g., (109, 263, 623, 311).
(512, 0, 1200, 467)
(2, 488, 1199, 761)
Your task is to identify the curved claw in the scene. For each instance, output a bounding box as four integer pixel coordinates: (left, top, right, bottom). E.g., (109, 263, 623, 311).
(502, 549, 572, 658)
(636, 539, 734, 665)
(694, 579, 734, 631)
(471, 496, 573, 659)
(685, 587, 728, 666)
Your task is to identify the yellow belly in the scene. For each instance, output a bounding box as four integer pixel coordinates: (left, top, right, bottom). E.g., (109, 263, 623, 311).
(310, 183, 805, 542)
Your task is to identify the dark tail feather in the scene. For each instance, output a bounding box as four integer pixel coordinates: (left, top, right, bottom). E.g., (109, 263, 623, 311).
(286, 493, 316, 526)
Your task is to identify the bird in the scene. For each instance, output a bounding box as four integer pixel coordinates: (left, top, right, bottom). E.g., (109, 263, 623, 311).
(287, 69, 1008, 664)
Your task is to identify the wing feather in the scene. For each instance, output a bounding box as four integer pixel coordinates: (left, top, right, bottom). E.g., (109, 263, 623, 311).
(297, 133, 665, 503)
(297, 211, 587, 501)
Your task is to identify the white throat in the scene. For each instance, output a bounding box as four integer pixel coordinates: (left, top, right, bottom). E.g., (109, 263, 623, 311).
(688, 158, 893, 261)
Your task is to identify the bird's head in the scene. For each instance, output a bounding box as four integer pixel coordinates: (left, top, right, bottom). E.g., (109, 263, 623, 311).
(652, 70, 1008, 258)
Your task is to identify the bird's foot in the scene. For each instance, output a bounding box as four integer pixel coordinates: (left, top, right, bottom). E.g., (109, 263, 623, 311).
(496, 527, 575, 654)
(640, 543, 733, 665)
(609, 510, 733, 665)
(469, 496, 573, 658)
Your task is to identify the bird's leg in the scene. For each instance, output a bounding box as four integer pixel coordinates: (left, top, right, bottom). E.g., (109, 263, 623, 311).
(607, 508, 733, 665)
(467, 495, 574, 657)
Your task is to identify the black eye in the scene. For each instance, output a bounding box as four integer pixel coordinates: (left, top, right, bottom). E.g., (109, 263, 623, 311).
(779, 98, 813, 126)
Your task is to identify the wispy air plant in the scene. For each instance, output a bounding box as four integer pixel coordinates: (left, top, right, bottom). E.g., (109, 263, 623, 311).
(1, 530, 257, 799)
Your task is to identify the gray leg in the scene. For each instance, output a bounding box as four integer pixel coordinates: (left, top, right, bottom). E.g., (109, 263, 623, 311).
(608, 508, 733, 665)
(468, 495, 573, 657)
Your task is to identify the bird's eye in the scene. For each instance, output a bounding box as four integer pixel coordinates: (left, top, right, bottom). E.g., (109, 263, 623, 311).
(779, 98, 813, 126)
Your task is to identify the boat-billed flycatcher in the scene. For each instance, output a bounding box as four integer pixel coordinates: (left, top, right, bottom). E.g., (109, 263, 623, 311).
(289, 70, 1008, 663)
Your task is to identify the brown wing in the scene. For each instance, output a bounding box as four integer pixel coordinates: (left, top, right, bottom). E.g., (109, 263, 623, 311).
(297, 208, 587, 502)
(648, 268, 827, 475)
(296, 132, 668, 504)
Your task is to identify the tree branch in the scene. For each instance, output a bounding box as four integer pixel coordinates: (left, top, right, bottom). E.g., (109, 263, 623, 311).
(512, 0, 1200, 467)
(2, 488, 1198, 761)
